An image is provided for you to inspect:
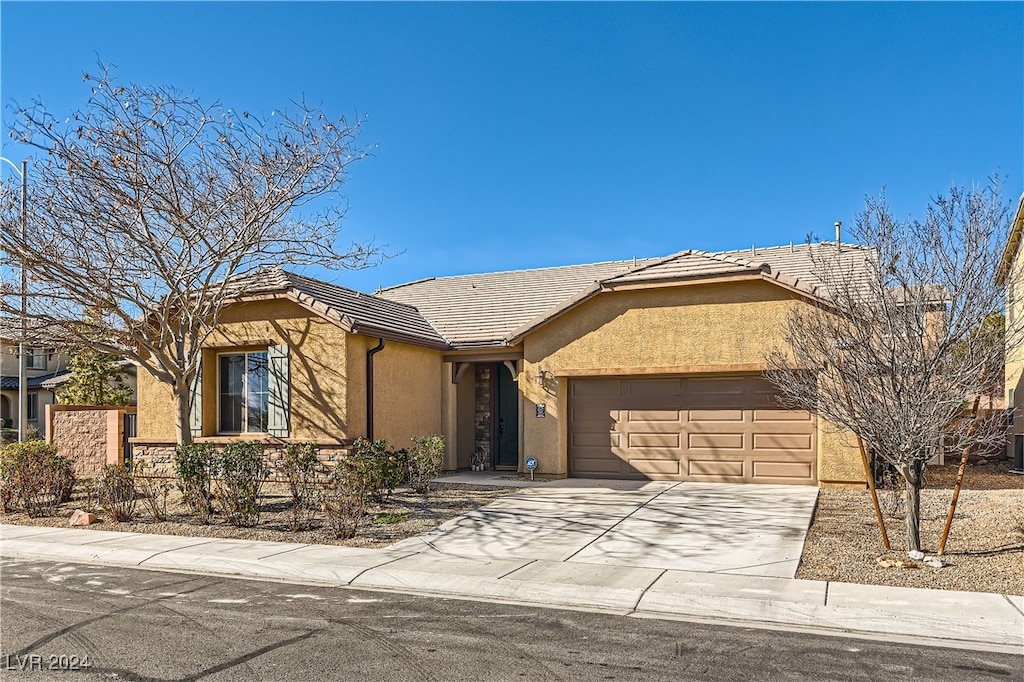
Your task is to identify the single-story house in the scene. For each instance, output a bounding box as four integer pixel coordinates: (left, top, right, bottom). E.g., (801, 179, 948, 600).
(133, 243, 871, 486)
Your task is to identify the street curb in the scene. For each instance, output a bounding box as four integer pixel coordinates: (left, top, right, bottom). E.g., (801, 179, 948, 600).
(3, 526, 1022, 656)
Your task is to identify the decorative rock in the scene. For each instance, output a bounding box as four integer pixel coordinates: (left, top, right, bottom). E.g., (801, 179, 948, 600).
(68, 509, 97, 527)
(907, 550, 925, 560)
(923, 555, 946, 569)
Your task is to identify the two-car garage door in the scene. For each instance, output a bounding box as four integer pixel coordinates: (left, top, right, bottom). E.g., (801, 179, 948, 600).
(568, 375, 817, 484)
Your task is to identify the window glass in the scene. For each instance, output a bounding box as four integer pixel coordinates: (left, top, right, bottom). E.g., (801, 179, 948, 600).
(218, 351, 269, 434)
(26, 393, 38, 421)
(219, 354, 245, 433)
(246, 352, 269, 433)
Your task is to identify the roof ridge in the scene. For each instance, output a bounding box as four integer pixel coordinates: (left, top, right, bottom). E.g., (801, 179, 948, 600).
(382, 257, 657, 290)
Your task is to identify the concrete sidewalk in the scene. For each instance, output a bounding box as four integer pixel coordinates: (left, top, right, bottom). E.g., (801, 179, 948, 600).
(2, 522, 1021, 655)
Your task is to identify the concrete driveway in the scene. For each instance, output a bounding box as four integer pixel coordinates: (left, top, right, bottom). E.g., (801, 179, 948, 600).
(391, 480, 819, 578)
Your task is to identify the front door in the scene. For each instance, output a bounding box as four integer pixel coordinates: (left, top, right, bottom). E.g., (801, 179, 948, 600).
(494, 363, 519, 468)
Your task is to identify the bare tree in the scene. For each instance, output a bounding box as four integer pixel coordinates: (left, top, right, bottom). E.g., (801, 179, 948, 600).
(766, 182, 1014, 554)
(0, 67, 378, 443)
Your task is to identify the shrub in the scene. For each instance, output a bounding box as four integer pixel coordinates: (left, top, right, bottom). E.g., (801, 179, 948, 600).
(95, 463, 138, 522)
(173, 443, 216, 524)
(348, 437, 406, 503)
(135, 461, 173, 522)
(277, 442, 324, 531)
(212, 442, 269, 527)
(322, 460, 366, 539)
(0, 440, 76, 517)
(407, 435, 445, 495)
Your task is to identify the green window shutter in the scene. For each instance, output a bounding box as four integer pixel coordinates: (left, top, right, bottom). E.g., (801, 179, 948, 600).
(188, 360, 203, 438)
(267, 344, 290, 438)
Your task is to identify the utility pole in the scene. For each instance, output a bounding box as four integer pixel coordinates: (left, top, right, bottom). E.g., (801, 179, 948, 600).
(18, 159, 27, 442)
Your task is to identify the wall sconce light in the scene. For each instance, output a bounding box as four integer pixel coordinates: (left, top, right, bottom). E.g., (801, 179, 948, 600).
(535, 368, 547, 385)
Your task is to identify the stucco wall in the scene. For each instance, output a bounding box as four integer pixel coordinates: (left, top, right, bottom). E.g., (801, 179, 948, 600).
(1006, 248, 1024, 456)
(519, 280, 863, 483)
(346, 335, 443, 449)
(136, 298, 443, 450)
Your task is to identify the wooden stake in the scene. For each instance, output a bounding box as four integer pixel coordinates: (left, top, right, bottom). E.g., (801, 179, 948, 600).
(840, 376, 890, 550)
(938, 395, 981, 556)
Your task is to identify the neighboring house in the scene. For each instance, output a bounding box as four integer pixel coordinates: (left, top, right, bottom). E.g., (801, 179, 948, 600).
(37, 359, 139, 405)
(997, 192, 1024, 460)
(0, 332, 71, 436)
(134, 243, 873, 486)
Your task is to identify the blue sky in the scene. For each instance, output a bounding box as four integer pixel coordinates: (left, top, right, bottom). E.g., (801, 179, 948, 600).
(1, 2, 1021, 293)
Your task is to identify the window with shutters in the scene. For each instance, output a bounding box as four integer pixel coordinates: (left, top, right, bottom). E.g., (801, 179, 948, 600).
(217, 351, 269, 434)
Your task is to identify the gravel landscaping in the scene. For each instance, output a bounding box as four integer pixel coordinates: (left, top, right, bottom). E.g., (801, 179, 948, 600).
(0, 481, 510, 549)
(797, 460, 1024, 595)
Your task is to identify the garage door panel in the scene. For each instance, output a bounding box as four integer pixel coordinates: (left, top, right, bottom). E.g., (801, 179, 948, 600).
(687, 459, 746, 478)
(568, 375, 817, 484)
(627, 409, 682, 422)
(687, 409, 744, 422)
(752, 433, 814, 451)
(626, 432, 682, 448)
(687, 432, 745, 449)
(629, 459, 681, 476)
(752, 460, 815, 482)
(753, 409, 814, 423)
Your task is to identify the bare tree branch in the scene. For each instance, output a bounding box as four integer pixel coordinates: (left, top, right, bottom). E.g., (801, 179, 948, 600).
(766, 181, 1016, 553)
(0, 66, 381, 443)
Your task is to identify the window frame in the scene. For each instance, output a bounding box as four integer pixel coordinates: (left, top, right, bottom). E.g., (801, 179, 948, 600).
(25, 349, 45, 369)
(26, 393, 38, 422)
(215, 350, 270, 435)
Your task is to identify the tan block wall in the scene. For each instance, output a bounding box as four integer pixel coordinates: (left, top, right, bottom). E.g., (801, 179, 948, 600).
(346, 335, 443, 449)
(519, 280, 863, 483)
(46, 405, 134, 478)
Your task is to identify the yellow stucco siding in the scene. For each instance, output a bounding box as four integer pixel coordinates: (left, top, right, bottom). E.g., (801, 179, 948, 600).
(346, 335, 443, 449)
(136, 361, 177, 442)
(136, 299, 352, 443)
(1006, 249, 1024, 455)
(518, 280, 864, 483)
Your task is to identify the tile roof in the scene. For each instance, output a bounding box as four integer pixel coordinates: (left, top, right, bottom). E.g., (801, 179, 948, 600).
(228, 268, 449, 349)
(0, 375, 56, 391)
(378, 260, 659, 347)
(222, 243, 877, 351)
(382, 243, 877, 347)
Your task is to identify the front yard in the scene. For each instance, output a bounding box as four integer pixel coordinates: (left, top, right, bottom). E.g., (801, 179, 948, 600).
(1, 481, 509, 549)
(797, 461, 1024, 595)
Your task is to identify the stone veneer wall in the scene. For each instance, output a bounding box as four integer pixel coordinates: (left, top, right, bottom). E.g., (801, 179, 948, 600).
(474, 364, 492, 469)
(131, 441, 354, 478)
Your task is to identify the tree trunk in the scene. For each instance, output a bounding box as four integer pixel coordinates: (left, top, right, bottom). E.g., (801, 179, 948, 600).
(902, 462, 922, 553)
(175, 389, 193, 446)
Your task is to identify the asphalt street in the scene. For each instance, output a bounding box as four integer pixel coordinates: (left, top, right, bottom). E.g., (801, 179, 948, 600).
(0, 558, 1019, 681)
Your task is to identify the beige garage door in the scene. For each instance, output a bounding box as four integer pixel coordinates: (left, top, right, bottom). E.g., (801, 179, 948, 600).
(568, 375, 817, 484)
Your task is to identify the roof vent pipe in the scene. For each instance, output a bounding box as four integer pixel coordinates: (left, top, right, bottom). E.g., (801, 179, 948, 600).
(835, 221, 842, 253)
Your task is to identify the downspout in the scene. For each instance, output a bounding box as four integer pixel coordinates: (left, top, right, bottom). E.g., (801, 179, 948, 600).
(366, 338, 385, 441)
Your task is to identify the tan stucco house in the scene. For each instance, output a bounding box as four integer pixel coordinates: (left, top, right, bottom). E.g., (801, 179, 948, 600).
(997, 193, 1024, 461)
(133, 243, 869, 485)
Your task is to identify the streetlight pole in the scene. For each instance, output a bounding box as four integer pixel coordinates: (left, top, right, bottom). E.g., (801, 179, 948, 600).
(1, 156, 28, 441)
(18, 159, 27, 442)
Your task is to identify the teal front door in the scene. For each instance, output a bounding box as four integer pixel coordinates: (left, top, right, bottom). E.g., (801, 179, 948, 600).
(495, 363, 519, 468)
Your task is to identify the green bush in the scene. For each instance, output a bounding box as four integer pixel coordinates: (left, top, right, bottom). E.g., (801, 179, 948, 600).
(95, 463, 138, 522)
(0, 440, 76, 517)
(322, 460, 367, 539)
(277, 442, 323, 531)
(173, 443, 216, 524)
(346, 438, 407, 503)
(407, 435, 445, 495)
(213, 442, 269, 527)
(135, 461, 173, 522)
